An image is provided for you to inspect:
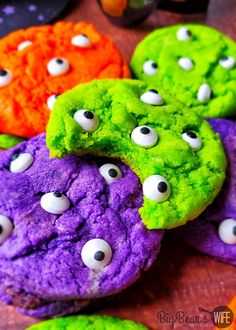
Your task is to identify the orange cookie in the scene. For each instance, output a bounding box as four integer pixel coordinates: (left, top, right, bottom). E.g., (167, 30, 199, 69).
(221, 296, 236, 330)
(214, 296, 236, 329)
(0, 21, 130, 140)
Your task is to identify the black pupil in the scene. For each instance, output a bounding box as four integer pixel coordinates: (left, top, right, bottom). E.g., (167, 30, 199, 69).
(0, 225, 3, 235)
(140, 127, 150, 135)
(158, 181, 168, 193)
(149, 89, 158, 94)
(233, 226, 236, 236)
(186, 30, 192, 36)
(56, 58, 64, 64)
(94, 251, 105, 261)
(186, 131, 197, 139)
(0, 69, 7, 76)
(81, 34, 88, 38)
(221, 56, 228, 61)
(151, 62, 157, 69)
(53, 192, 62, 198)
(108, 168, 118, 178)
(11, 153, 20, 161)
(84, 111, 94, 119)
(55, 94, 61, 98)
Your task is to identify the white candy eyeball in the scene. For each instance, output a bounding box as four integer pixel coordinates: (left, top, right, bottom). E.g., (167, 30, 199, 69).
(73, 110, 99, 132)
(9, 153, 34, 173)
(17, 40, 32, 51)
(219, 56, 235, 69)
(143, 175, 170, 202)
(0, 215, 13, 245)
(131, 126, 158, 148)
(71, 34, 91, 47)
(140, 89, 164, 106)
(40, 192, 70, 215)
(47, 94, 61, 110)
(182, 131, 202, 151)
(0, 69, 13, 87)
(47, 58, 70, 76)
(178, 57, 193, 71)
(218, 219, 236, 245)
(81, 238, 112, 270)
(143, 60, 158, 75)
(177, 27, 192, 41)
(99, 163, 122, 185)
(197, 83, 211, 103)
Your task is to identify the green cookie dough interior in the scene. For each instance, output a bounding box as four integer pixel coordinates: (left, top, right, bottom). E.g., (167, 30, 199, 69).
(0, 134, 25, 149)
(130, 24, 236, 118)
(46, 79, 226, 229)
(26, 315, 149, 330)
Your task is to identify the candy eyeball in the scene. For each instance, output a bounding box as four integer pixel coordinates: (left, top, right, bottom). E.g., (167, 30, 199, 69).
(131, 126, 158, 148)
(81, 238, 112, 270)
(218, 219, 236, 245)
(73, 110, 99, 132)
(40, 192, 70, 215)
(219, 56, 235, 69)
(71, 34, 91, 47)
(178, 57, 193, 71)
(143, 60, 158, 75)
(0, 215, 13, 245)
(99, 163, 122, 185)
(0, 69, 13, 87)
(197, 83, 211, 103)
(17, 40, 32, 51)
(47, 94, 61, 111)
(140, 89, 164, 106)
(182, 132, 202, 151)
(47, 58, 70, 76)
(143, 175, 171, 202)
(177, 27, 192, 41)
(9, 153, 34, 173)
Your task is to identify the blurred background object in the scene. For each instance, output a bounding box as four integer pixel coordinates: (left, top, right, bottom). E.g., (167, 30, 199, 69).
(98, 0, 159, 27)
(0, 0, 70, 37)
(158, 0, 210, 13)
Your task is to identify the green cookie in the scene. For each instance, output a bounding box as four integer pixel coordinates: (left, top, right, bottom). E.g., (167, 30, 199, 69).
(26, 315, 148, 330)
(131, 24, 236, 118)
(46, 79, 226, 229)
(0, 134, 25, 149)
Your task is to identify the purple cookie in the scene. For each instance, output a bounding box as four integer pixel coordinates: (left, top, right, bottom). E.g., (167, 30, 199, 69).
(0, 134, 163, 318)
(175, 119, 236, 266)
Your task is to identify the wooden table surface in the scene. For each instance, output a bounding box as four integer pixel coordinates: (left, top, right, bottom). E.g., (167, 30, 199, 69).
(1, 0, 236, 329)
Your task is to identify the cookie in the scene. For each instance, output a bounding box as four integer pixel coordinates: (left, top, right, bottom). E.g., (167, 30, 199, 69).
(0, 134, 24, 149)
(0, 134, 162, 318)
(219, 296, 236, 330)
(46, 79, 226, 230)
(26, 315, 149, 330)
(130, 24, 236, 118)
(175, 119, 236, 265)
(0, 21, 130, 148)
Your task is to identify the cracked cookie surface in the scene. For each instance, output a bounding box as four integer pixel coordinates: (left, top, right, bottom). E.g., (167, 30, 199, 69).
(0, 21, 130, 147)
(131, 24, 236, 118)
(46, 79, 226, 229)
(0, 134, 162, 318)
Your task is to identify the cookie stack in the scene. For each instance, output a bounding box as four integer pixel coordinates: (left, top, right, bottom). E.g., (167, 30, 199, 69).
(131, 24, 236, 267)
(0, 22, 235, 328)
